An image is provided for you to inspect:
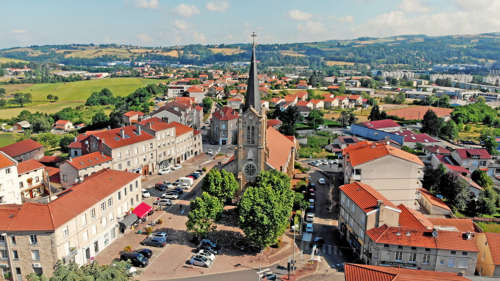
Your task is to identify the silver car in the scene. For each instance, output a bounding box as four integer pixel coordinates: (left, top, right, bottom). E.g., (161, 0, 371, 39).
(161, 192, 179, 200)
(153, 199, 172, 206)
(196, 249, 215, 261)
(189, 255, 213, 267)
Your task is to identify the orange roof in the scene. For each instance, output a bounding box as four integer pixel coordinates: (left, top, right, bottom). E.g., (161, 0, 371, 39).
(284, 95, 297, 102)
(267, 119, 282, 128)
(139, 117, 174, 132)
(55, 120, 70, 125)
(123, 111, 144, 117)
(0, 139, 43, 158)
(340, 182, 397, 213)
(344, 142, 424, 167)
(295, 91, 307, 98)
(266, 127, 295, 171)
(0, 151, 16, 169)
(168, 122, 193, 136)
(485, 232, 500, 265)
(367, 225, 478, 252)
(91, 125, 154, 149)
(310, 99, 323, 104)
(387, 106, 453, 121)
(66, 152, 111, 170)
(428, 217, 475, 232)
(344, 263, 470, 281)
(397, 204, 433, 231)
(175, 96, 195, 105)
(17, 159, 45, 175)
(0, 169, 141, 232)
(419, 188, 451, 211)
(186, 86, 204, 93)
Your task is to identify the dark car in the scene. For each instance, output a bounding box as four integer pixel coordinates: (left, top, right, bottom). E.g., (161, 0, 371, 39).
(120, 252, 149, 267)
(141, 236, 166, 248)
(155, 183, 167, 192)
(173, 187, 184, 194)
(197, 239, 220, 254)
(134, 248, 153, 258)
(196, 169, 204, 174)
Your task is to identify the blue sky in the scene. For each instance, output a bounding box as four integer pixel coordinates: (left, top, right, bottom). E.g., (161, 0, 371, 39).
(1, 0, 499, 48)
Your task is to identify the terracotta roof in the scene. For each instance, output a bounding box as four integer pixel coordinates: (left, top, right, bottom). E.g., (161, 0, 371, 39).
(213, 106, 239, 121)
(168, 122, 193, 136)
(67, 152, 111, 170)
(139, 117, 175, 132)
(267, 119, 282, 128)
(386, 106, 453, 121)
(428, 217, 475, 232)
(344, 142, 424, 167)
(340, 182, 397, 213)
(55, 120, 70, 125)
(284, 95, 297, 102)
(367, 225, 478, 252)
(39, 155, 62, 164)
(123, 111, 144, 117)
(344, 263, 470, 281)
(186, 86, 204, 93)
(485, 232, 500, 265)
(0, 151, 16, 169)
(91, 125, 154, 149)
(424, 145, 451, 155)
(419, 188, 451, 211)
(394, 130, 439, 143)
(0, 139, 43, 158)
(266, 127, 295, 171)
(455, 148, 491, 160)
(295, 91, 307, 98)
(0, 169, 141, 232)
(397, 204, 433, 231)
(17, 159, 45, 175)
(310, 99, 323, 105)
(44, 166, 59, 177)
(349, 95, 361, 100)
(362, 119, 401, 130)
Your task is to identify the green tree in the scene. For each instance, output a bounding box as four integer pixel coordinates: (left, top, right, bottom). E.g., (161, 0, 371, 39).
(477, 186, 498, 215)
(480, 132, 497, 155)
(46, 94, 54, 102)
(10, 93, 32, 107)
(59, 134, 75, 153)
(421, 109, 442, 136)
(186, 192, 224, 239)
(368, 104, 387, 121)
(440, 120, 458, 140)
(471, 169, 494, 189)
(31, 115, 53, 133)
(338, 110, 357, 127)
(27, 261, 131, 281)
(306, 109, 324, 129)
(238, 170, 294, 249)
(91, 111, 110, 128)
(202, 169, 239, 204)
(202, 97, 213, 114)
(278, 106, 300, 136)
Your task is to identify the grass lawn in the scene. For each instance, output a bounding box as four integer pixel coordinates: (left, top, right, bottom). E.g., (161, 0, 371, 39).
(0, 78, 167, 119)
(477, 222, 500, 233)
(0, 133, 20, 147)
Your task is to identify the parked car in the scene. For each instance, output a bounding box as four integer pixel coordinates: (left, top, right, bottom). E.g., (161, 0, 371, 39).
(180, 183, 190, 190)
(141, 236, 166, 248)
(151, 232, 168, 240)
(196, 249, 216, 261)
(161, 192, 179, 200)
(158, 167, 170, 175)
(306, 212, 314, 223)
(207, 149, 214, 155)
(142, 189, 150, 198)
(199, 239, 219, 250)
(305, 223, 314, 233)
(155, 183, 167, 192)
(190, 173, 200, 179)
(120, 252, 149, 267)
(179, 177, 194, 186)
(172, 164, 182, 170)
(163, 182, 175, 189)
(318, 178, 326, 185)
(133, 248, 153, 258)
(153, 199, 172, 206)
(188, 255, 212, 267)
(173, 187, 184, 194)
(196, 169, 204, 174)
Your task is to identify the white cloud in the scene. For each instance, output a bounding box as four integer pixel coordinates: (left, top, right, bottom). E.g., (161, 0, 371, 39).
(338, 16, 354, 24)
(134, 0, 158, 9)
(288, 9, 312, 21)
(174, 20, 188, 31)
(399, 0, 430, 13)
(11, 29, 27, 34)
(206, 1, 229, 12)
(298, 21, 326, 34)
(173, 4, 200, 17)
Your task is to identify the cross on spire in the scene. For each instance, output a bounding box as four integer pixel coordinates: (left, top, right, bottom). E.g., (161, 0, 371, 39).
(244, 32, 261, 112)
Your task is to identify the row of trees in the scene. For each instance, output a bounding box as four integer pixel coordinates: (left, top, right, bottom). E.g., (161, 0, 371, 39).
(26, 261, 131, 281)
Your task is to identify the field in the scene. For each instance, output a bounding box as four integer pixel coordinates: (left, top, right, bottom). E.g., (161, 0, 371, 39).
(0, 78, 166, 118)
(0, 133, 20, 146)
(209, 48, 244, 55)
(325, 60, 355, 66)
(280, 50, 305, 57)
(0, 57, 28, 64)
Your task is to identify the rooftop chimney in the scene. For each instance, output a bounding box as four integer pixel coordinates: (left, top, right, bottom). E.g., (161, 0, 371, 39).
(120, 129, 125, 138)
(375, 200, 384, 228)
(136, 124, 142, 135)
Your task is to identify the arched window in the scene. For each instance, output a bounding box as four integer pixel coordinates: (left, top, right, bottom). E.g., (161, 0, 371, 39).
(250, 126, 255, 144)
(246, 126, 252, 144)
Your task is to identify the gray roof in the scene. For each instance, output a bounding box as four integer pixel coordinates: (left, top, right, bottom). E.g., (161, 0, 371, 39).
(244, 39, 261, 112)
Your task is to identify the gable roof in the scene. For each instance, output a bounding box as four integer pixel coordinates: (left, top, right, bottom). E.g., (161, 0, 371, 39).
(168, 122, 193, 136)
(0, 139, 43, 158)
(123, 111, 144, 117)
(397, 204, 434, 231)
(419, 188, 451, 211)
(266, 127, 295, 171)
(455, 148, 491, 160)
(17, 159, 45, 175)
(66, 152, 112, 170)
(428, 217, 475, 232)
(213, 106, 239, 121)
(0, 151, 16, 169)
(362, 119, 401, 130)
(344, 263, 470, 281)
(485, 232, 500, 266)
(340, 182, 397, 213)
(344, 142, 424, 167)
(91, 125, 154, 149)
(394, 130, 439, 143)
(424, 145, 451, 155)
(0, 169, 140, 232)
(267, 119, 282, 128)
(138, 117, 175, 132)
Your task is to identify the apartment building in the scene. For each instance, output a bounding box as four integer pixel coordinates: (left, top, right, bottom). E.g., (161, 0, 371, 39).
(339, 182, 401, 259)
(0, 169, 142, 280)
(171, 122, 202, 164)
(0, 139, 44, 162)
(59, 152, 112, 187)
(138, 117, 177, 168)
(343, 142, 424, 208)
(151, 101, 203, 129)
(17, 160, 46, 200)
(0, 152, 21, 205)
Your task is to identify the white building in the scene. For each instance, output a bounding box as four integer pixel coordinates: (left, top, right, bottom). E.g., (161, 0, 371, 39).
(0, 151, 21, 204)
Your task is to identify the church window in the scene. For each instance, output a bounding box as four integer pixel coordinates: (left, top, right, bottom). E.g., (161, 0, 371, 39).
(251, 126, 255, 144)
(244, 162, 257, 177)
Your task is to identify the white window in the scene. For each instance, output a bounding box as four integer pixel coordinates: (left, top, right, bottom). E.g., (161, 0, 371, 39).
(83, 231, 88, 241)
(409, 252, 416, 263)
(31, 250, 40, 261)
(91, 208, 96, 218)
(5, 168, 10, 174)
(30, 235, 38, 245)
(423, 254, 430, 264)
(63, 226, 69, 238)
(81, 214, 87, 226)
(395, 251, 403, 262)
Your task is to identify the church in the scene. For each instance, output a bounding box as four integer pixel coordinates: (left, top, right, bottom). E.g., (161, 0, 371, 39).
(224, 35, 297, 188)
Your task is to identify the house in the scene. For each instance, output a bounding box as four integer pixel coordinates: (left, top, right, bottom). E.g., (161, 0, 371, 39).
(122, 111, 144, 125)
(394, 130, 440, 148)
(451, 148, 491, 172)
(210, 107, 239, 145)
(59, 152, 112, 187)
(475, 232, 500, 276)
(53, 120, 74, 133)
(348, 95, 363, 106)
(151, 101, 202, 129)
(309, 99, 324, 110)
(68, 130, 107, 158)
(336, 96, 350, 108)
(227, 98, 243, 110)
(0, 169, 142, 278)
(343, 142, 424, 208)
(339, 182, 401, 258)
(332, 136, 360, 150)
(13, 121, 31, 132)
(418, 188, 453, 216)
(323, 97, 338, 108)
(295, 91, 308, 101)
(186, 86, 206, 103)
(296, 100, 313, 109)
(0, 151, 21, 204)
(361, 119, 401, 132)
(17, 159, 47, 200)
(0, 139, 45, 162)
(296, 80, 309, 89)
(344, 263, 471, 281)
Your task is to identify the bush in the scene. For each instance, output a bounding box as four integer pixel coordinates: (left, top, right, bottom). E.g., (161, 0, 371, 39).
(123, 246, 132, 252)
(145, 226, 153, 235)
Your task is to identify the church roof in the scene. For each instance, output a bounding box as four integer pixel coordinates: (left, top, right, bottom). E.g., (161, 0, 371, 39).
(245, 37, 261, 112)
(266, 127, 295, 171)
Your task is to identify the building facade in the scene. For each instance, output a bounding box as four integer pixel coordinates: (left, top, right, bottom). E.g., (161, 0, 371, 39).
(0, 152, 21, 205)
(59, 152, 112, 187)
(0, 139, 44, 163)
(210, 106, 239, 145)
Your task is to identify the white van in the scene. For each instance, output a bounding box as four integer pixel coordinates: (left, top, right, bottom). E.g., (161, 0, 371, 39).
(179, 177, 194, 186)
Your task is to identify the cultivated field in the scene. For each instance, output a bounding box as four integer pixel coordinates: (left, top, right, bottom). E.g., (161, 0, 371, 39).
(0, 57, 28, 64)
(210, 48, 244, 55)
(0, 78, 166, 118)
(325, 60, 355, 66)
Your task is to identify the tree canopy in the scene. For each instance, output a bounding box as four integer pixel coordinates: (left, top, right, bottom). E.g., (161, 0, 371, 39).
(421, 109, 442, 136)
(27, 261, 131, 281)
(186, 192, 224, 239)
(202, 169, 239, 204)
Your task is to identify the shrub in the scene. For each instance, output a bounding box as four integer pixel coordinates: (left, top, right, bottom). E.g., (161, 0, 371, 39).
(123, 246, 132, 252)
(145, 226, 153, 235)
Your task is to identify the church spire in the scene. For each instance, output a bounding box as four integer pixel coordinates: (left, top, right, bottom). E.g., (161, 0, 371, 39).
(245, 32, 261, 112)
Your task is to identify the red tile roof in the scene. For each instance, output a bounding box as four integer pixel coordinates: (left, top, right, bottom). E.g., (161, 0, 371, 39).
(175, 96, 195, 105)
(0, 139, 43, 158)
(419, 188, 451, 211)
(0, 151, 16, 169)
(362, 119, 401, 130)
(66, 152, 111, 170)
(168, 122, 193, 136)
(186, 86, 204, 93)
(428, 217, 475, 232)
(44, 166, 59, 177)
(344, 142, 424, 167)
(485, 232, 500, 265)
(397, 204, 434, 231)
(39, 155, 62, 164)
(55, 120, 70, 125)
(213, 106, 239, 121)
(367, 225, 478, 252)
(344, 263, 470, 281)
(139, 117, 175, 132)
(340, 182, 397, 213)
(455, 148, 491, 160)
(310, 99, 323, 105)
(0, 169, 141, 232)
(424, 145, 451, 155)
(387, 106, 453, 121)
(123, 111, 144, 117)
(394, 130, 439, 143)
(434, 155, 470, 175)
(295, 91, 307, 98)
(266, 127, 295, 171)
(17, 159, 45, 175)
(267, 119, 282, 128)
(91, 126, 154, 149)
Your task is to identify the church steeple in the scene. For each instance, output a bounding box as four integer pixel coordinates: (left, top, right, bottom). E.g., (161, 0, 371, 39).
(244, 32, 261, 112)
